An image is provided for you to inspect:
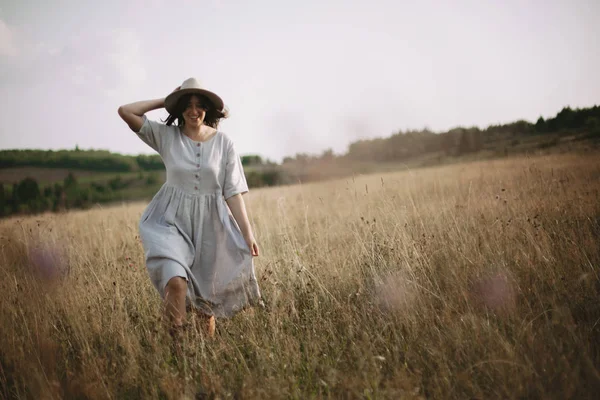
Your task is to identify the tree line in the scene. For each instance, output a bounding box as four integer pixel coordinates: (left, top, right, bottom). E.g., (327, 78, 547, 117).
(0, 149, 165, 172)
(0, 149, 275, 173)
(0, 172, 163, 217)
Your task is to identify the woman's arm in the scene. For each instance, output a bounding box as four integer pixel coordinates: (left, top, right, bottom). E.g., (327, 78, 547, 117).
(226, 194, 259, 256)
(117, 86, 179, 132)
(117, 98, 165, 132)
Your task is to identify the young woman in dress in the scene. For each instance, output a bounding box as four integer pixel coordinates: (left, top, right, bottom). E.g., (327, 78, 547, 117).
(118, 77, 261, 337)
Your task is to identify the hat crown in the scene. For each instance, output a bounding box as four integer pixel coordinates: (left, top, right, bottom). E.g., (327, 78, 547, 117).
(164, 77, 224, 114)
(180, 77, 204, 90)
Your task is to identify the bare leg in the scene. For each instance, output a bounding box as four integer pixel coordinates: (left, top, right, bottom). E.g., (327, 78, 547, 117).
(164, 277, 187, 327)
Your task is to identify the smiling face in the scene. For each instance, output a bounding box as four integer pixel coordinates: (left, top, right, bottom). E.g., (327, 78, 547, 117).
(181, 95, 211, 127)
(167, 92, 226, 129)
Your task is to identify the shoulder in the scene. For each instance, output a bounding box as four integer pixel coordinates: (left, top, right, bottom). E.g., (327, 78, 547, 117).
(142, 116, 178, 133)
(216, 131, 235, 150)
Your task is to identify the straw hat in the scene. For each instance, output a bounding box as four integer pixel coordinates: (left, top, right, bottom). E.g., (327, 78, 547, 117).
(164, 77, 224, 114)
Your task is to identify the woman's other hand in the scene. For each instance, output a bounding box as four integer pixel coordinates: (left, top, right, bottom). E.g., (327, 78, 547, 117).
(245, 235, 260, 257)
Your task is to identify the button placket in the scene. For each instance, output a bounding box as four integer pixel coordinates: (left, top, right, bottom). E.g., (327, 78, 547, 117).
(194, 142, 201, 190)
(196, 142, 201, 167)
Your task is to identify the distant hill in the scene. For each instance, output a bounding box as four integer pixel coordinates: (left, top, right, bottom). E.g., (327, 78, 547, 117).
(1, 104, 599, 217)
(0, 167, 93, 185)
(281, 105, 600, 165)
(0, 149, 164, 174)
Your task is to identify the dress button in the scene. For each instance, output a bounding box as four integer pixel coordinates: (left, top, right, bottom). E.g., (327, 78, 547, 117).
(194, 186, 198, 190)
(196, 143, 200, 147)
(196, 153, 200, 157)
(196, 164, 200, 168)
(195, 174, 199, 178)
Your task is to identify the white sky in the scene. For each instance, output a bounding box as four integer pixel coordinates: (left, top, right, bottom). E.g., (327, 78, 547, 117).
(0, 0, 598, 162)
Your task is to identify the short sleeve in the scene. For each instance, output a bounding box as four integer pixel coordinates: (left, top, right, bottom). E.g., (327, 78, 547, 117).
(136, 116, 171, 154)
(223, 140, 249, 200)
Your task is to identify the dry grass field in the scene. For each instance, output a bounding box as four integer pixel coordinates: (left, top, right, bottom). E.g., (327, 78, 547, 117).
(1, 153, 599, 399)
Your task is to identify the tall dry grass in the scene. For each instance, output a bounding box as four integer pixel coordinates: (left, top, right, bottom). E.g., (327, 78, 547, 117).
(1, 153, 599, 399)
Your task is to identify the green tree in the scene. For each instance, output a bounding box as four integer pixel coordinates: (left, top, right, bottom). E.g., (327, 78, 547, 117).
(15, 177, 42, 213)
(585, 116, 600, 138)
(261, 170, 281, 186)
(43, 186, 53, 198)
(535, 116, 546, 133)
(555, 106, 576, 130)
(241, 155, 264, 166)
(245, 171, 264, 188)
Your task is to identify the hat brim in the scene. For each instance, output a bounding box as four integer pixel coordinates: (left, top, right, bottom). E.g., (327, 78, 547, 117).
(164, 88, 224, 115)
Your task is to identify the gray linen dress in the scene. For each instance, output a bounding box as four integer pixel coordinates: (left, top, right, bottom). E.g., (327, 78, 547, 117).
(136, 116, 261, 318)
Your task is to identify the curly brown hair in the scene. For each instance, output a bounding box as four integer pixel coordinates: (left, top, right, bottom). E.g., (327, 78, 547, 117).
(163, 93, 229, 129)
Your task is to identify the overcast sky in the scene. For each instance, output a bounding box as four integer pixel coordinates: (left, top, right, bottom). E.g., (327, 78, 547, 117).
(0, 0, 598, 162)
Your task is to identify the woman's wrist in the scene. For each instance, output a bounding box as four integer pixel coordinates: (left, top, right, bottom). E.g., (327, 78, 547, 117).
(150, 98, 165, 111)
(140, 98, 165, 114)
(242, 227, 256, 241)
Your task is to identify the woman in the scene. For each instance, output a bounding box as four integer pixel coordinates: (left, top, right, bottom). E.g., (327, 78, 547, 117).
(118, 77, 261, 337)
